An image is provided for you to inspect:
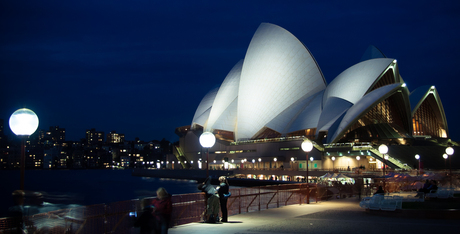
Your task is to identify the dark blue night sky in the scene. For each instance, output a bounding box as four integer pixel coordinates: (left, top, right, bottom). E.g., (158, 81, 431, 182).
(1, 1, 460, 142)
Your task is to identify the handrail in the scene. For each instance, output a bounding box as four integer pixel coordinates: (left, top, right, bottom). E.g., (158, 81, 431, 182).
(0, 184, 318, 233)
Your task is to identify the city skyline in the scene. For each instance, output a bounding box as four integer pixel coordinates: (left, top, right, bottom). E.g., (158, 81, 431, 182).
(1, 119, 163, 143)
(1, 1, 460, 142)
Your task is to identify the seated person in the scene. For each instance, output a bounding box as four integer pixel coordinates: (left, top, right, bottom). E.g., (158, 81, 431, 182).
(416, 180, 438, 197)
(417, 180, 430, 193)
(426, 180, 438, 193)
(374, 186, 384, 195)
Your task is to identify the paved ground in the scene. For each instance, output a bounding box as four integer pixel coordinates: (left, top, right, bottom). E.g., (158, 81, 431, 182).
(167, 197, 460, 234)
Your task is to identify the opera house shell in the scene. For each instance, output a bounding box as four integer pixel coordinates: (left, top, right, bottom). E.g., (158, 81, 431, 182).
(175, 23, 453, 172)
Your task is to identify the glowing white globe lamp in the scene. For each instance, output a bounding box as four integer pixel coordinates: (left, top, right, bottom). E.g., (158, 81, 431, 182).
(446, 147, 454, 156)
(301, 139, 314, 153)
(9, 108, 39, 136)
(199, 132, 216, 148)
(378, 144, 388, 155)
(199, 131, 216, 177)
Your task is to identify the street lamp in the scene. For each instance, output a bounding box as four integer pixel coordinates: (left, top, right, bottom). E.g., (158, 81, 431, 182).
(301, 139, 313, 204)
(443, 154, 448, 171)
(331, 156, 336, 172)
(446, 146, 454, 187)
(258, 158, 261, 170)
(199, 131, 216, 178)
(378, 144, 388, 193)
(356, 156, 361, 173)
(309, 157, 314, 169)
(252, 159, 255, 169)
(415, 154, 420, 176)
(355, 155, 362, 198)
(9, 108, 39, 190)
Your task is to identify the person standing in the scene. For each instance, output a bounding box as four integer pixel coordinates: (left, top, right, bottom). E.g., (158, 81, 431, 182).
(198, 176, 220, 223)
(217, 176, 230, 222)
(151, 187, 172, 234)
(134, 199, 155, 234)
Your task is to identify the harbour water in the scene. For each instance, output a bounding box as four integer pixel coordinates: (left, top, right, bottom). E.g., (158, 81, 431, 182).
(0, 169, 201, 218)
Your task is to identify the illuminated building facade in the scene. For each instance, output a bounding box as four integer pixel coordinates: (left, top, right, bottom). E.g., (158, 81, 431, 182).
(107, 131, 125, 144)
(86, 128, 104, 145)
(39, 126, 66, 146)
(176, 23, 452, 173)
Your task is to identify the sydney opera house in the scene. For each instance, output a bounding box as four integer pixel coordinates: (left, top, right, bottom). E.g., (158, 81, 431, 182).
(174, 23, 456, 178)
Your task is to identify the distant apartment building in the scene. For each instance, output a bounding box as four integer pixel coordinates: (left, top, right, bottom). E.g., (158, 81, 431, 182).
(39, 126, 66, 146)
(0, 119, 10, 151)
(27, 147, 44, 168)
(0, 119, 5, 146)
(0, 119, 8, 168)
(84, 147, 112, 168)
(47, 126, 65, 142)
(0, 145, 13, 169)
(120, 155, 130, 168)
(134, 141, 147, 151)
(107, 131, 125, 144)
(43, 147, 61, 169)
(86, 128, 104, 145)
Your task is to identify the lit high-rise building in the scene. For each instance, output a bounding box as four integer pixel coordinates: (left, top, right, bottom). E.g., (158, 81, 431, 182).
(107, 131, 125, 144)
(86, 128, 104, 145)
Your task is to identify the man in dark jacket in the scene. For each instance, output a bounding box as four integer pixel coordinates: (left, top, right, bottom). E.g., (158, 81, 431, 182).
(217, 176, 230, 222)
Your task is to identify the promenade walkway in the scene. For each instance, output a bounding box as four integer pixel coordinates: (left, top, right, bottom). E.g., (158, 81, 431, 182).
(167, 197, 460, 234)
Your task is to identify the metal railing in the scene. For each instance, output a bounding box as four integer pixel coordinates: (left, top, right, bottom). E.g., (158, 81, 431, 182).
(368, 148, 411, 170)
(0, 184, 319, 234)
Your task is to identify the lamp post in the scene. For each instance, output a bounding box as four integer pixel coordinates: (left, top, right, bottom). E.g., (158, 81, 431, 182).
(443, 154, 448, 172)
(356, 156, 361, 173)
(378, 144, 388, 193)
(331, 156, 335, 172)
(9, 108, 39, 190)
(252, 159, 255, 169)
(301, 139, 313, 204)
(356, 155, 362, 199)
(415, 154, 420, 176)
(446, 147, 454, 188)
(258, 158, 261, 170)
(199, 132, 216, 178)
